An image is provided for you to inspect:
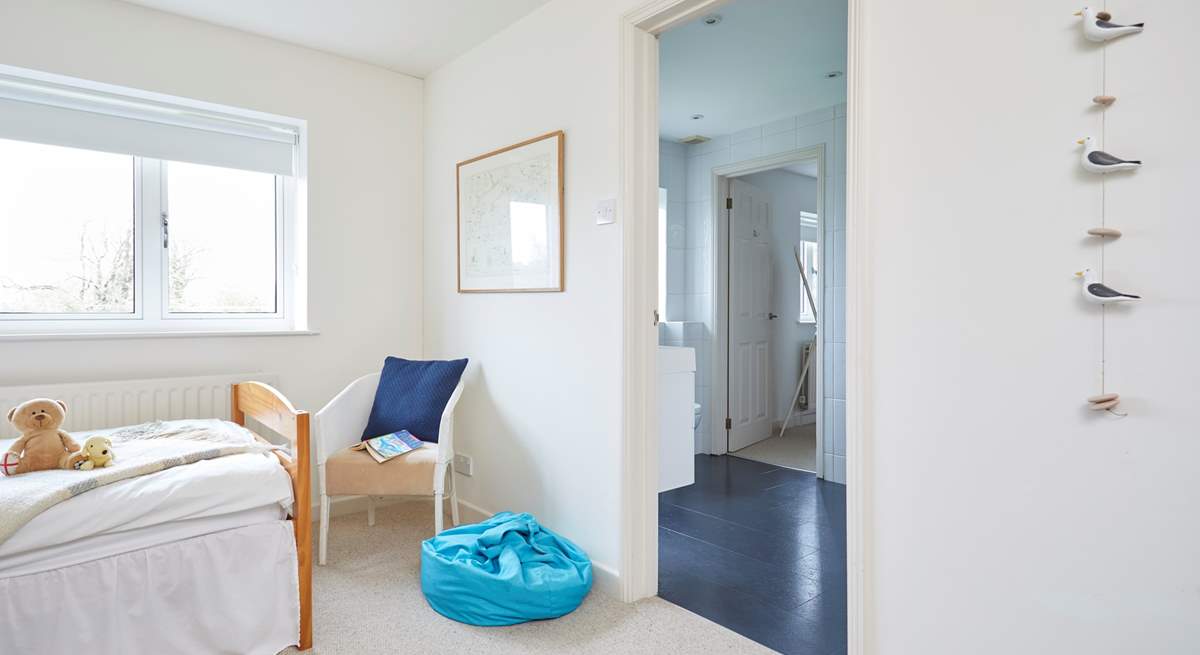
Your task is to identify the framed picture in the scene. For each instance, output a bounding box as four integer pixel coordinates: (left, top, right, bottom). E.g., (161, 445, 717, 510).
(457, 131, 564, 293)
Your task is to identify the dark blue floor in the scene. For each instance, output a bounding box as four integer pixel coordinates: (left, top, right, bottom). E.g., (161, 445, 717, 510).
(658, 455, 847, 655)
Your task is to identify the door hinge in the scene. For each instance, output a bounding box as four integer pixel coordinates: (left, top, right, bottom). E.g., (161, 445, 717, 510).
(652, 309, 660, 326)
(726, 197, 733, 210)
(160, 211, 169, 248)
(724, 417, 732, 430)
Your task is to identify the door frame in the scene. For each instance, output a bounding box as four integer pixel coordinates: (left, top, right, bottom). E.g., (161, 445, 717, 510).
(617, 1, 869, 653)
(713, 148, 826, 471)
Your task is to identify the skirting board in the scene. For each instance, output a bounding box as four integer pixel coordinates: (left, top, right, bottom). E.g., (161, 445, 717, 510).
(456, 498, 621, 600)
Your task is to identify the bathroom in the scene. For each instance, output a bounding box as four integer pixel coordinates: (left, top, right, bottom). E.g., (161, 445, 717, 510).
(653, 0, 849, 652)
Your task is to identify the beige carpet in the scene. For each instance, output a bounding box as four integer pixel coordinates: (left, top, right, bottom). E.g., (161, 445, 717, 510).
(730, 424, 817, 472)
(282, 500, 771, 654)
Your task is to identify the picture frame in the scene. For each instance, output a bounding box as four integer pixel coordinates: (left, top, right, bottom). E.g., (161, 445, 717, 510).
(456, 130, 565, 293)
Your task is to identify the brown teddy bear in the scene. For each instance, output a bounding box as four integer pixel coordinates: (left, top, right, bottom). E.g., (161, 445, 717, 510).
(65, 436, 115, 471)
(5, 398, 79, 474)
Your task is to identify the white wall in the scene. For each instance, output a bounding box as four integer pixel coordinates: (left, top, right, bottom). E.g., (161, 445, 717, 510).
(683, 105, 847, 478)
(660, 140, 688, 320)
(862, 0, 1199, 651)
(422, 0, 641, 577)
(741, 169, 818, 426)
(0, 1, 423, 424)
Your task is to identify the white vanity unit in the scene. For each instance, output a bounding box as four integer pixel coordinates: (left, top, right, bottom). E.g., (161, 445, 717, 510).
(658, 345, 696, 493)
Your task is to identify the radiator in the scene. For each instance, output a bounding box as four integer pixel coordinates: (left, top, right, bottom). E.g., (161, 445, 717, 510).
(0, 373, 278, 439)
(797, 342, 814, 411)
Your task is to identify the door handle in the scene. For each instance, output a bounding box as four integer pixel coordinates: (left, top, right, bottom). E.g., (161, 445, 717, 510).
(768, 313, 779, 320)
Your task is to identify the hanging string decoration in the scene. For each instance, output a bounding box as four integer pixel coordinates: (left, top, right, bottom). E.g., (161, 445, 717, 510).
(1074, 5, 1144, 417)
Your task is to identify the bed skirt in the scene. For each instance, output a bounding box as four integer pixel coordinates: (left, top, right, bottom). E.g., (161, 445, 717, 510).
(0, 520, 300, 655)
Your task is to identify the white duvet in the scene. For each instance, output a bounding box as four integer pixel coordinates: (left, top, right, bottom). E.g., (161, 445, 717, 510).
(0, 439, 294, 563)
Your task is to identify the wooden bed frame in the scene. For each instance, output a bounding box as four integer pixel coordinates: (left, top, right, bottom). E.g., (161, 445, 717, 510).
(231, 381, 313, 652)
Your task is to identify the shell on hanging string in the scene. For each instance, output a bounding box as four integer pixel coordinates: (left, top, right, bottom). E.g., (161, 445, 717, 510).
(1087, 393, 1121, 411)
(1092, 95, 1117, 106)
(1087, 227, 1122, 238)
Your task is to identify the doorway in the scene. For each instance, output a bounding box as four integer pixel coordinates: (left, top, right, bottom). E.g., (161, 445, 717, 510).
(643, 1, 850, 653)
(722, 156, 824, 475)
(618, 2, 864, 650)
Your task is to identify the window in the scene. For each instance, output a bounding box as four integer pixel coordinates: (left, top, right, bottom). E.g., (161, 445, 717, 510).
(0, 139, 134, 315)
(797, 239, 819, 323)
(0, 65, 305, 335)
(165, 162, 279, 314)
(797, 237, 819, 324)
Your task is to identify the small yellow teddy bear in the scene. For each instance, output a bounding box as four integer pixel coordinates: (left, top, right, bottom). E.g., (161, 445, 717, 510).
(67, 436, 115, 471)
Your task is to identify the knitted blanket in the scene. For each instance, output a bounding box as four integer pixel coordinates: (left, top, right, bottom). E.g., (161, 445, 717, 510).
(0, 419, 279, 546)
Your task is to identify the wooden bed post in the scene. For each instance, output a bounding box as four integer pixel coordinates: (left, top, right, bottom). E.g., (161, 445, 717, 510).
(294, 411, 312, 651)
(231, 382, 313, 652)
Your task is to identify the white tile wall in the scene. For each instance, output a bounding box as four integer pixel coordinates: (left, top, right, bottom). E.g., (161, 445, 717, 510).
(797, 106, 837, 128)
(763, 130, 798, 156)
(662, 100, 849, 475)
(762, 116, 796, 135)
(730, 138, 763, 162)
(730, 126, 762, 144)
(660, 140, 688, 322)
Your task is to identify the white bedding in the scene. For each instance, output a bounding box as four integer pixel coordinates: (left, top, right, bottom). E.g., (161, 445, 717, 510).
(0, 436, 294, 569)
(1, 521, 300, 655)
(0, 504, 286, 577)
(0, 423, 300, 655)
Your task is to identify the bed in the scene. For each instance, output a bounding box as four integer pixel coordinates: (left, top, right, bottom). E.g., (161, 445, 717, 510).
(0, 382, 313, 655)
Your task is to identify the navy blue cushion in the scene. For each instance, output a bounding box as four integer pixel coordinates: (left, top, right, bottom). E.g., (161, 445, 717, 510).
(361, 356, 468, 443)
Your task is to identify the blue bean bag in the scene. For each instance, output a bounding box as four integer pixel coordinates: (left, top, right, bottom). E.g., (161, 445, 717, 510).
(421, 511, 592, 626)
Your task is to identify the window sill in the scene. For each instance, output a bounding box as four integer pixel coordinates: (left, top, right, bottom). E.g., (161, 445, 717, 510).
(0, 328, 320, 343)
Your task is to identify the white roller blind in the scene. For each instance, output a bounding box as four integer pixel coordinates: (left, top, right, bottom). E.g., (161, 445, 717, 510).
(0, 69, 299, 176)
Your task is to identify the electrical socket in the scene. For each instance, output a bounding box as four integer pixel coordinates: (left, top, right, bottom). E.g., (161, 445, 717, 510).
(594, 198, 616, 225)
(453, 453, 473, 476)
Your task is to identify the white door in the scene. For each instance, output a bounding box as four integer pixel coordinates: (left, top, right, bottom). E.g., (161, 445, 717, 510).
(728, 178, 774, 452)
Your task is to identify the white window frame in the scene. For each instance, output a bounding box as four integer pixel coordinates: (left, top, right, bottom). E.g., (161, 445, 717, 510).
(0, 66, 308, 338)
(797, 210, 820, 324)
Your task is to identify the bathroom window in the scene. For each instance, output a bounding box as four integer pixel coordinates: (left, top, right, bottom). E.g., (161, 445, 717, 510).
(798, 238, 819, 324)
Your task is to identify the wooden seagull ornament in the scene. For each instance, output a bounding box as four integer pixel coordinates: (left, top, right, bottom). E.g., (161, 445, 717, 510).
(1075, 7, 1144, 42)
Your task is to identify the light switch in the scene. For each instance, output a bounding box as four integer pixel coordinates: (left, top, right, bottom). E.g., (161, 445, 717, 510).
(594, 198, 616, 225)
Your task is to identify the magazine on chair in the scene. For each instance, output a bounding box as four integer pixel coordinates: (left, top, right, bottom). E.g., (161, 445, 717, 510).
(355, 430, 425, 463)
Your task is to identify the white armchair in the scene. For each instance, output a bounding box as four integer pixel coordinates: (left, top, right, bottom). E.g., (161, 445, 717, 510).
(314, 372, 464, 566)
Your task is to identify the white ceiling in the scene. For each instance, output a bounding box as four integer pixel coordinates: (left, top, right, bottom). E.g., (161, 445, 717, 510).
(118, 0, 551, 77)
(659, 0, 847, 140)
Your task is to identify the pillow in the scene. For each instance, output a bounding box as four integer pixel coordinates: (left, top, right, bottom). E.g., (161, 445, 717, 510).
(361, 357, 469, 443)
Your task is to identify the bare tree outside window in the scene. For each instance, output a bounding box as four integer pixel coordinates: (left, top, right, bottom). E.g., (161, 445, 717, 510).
(166, 161, 276, 314)
(73, 223, 133, 312)
(0, 139, 278, 320)
(0, 139, 135, 314)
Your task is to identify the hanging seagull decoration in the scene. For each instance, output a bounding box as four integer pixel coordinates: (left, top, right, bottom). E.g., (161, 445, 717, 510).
(1077, 136, 1141, 174)
(1075, 268, 1140, 304)
(1075, 7, 1144, 42)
